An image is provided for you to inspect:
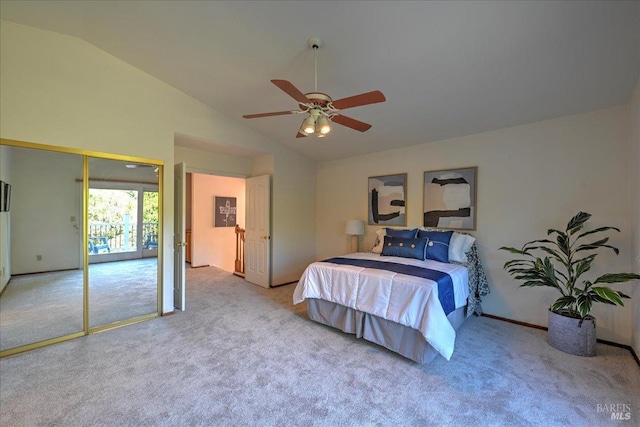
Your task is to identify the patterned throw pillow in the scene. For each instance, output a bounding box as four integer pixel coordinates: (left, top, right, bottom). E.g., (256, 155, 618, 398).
(417, 230, 454, 263)
(371, 229, 387, 253)
(381, 236, 428, 260)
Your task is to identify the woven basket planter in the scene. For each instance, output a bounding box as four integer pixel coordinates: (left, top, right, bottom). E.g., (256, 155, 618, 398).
(547, 310, 596, 357)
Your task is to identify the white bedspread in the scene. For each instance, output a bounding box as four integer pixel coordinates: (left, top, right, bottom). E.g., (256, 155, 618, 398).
(293, 252, 469, 360)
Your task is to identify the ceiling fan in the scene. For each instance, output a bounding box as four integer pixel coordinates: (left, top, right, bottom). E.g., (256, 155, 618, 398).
(243, 37, 386, 138)
(125, 164, 159, 174)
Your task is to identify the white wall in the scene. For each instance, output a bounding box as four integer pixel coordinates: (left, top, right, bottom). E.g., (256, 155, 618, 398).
(10, 147, 83, 275)
(251, 155, 274, 178)
(175, 146, 253, 178)
(1, 21, 317, 309)
(317, 106, 635, 345)
(191, 174, 245, 272)
(0, 146, 9, 188)
(271, 150, 317, 285)
(628, 78, 640, 356)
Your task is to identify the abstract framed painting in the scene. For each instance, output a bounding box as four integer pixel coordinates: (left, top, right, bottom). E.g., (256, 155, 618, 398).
(423, 166, 477, 230)
(368, 173, 407, 226)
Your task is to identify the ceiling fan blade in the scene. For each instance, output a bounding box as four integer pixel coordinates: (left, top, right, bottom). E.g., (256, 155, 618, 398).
(126, 164, 153, 168)
(243, 110, 295, 119)
(331, 114, 372, 132)
(296, 132, 308, 138)
(331, 90, 386, 110)
(271, 79, 309, 104)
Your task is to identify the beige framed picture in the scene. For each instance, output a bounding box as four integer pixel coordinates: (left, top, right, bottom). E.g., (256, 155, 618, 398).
(368, 173, 407, 226)
(423, 167, 477, 230)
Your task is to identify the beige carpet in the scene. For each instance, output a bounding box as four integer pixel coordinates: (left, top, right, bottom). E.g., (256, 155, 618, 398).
(0, 265, 638, 426)
(0, 258, 157, 351)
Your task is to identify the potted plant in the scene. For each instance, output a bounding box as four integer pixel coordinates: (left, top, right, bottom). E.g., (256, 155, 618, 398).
(499, 212, 639, 356)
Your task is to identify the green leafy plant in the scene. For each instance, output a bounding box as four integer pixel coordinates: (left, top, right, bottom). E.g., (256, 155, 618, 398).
(500, 212, 639, 320)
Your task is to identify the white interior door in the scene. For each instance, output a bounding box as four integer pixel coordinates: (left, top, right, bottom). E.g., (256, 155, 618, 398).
(245, 174, 271, 288)
(173, 162, 186, 310)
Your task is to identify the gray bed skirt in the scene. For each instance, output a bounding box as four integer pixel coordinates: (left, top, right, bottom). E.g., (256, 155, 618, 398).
(307, 298, 467, 364)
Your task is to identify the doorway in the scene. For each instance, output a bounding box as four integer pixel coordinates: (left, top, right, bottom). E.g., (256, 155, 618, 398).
(186, 172, 246, 272)
(173, 161, 272, 311)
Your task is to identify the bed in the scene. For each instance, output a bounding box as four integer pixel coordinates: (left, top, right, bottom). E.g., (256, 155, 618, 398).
(293, 229, 490, 364)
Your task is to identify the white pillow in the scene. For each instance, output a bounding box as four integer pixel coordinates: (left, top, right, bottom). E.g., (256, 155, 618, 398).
(449, 232, 476, 263)
(371, 229, 387, 253)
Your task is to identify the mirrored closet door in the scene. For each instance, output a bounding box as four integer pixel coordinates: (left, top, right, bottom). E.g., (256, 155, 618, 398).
(87, 157, 159, 329)
(0, 145, 85, 352)
(0, 140, 162, 356)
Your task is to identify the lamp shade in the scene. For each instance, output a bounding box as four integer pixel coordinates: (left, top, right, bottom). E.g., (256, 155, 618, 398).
(317, 116, 331, 134)
(301, 116, 316, 135)
(345, 219, 365, 236)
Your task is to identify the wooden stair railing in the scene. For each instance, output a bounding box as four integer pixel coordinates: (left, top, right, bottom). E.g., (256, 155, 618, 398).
(234, 224, 245, 277)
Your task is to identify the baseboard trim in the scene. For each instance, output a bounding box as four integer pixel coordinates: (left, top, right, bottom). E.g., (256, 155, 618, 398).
(161, 311, 175, 316)
(271, 280, 298, 288)
(480, 313, 639, 367)
(12, 267, 81, 276)
(629, 346, 640, 366)
(481, 313, 547, 331)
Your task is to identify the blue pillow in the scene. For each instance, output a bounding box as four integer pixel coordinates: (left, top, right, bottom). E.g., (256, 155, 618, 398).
(417, 230, 454, 263)
(381, 236, 428, 260)
(385, 228, 418, 238)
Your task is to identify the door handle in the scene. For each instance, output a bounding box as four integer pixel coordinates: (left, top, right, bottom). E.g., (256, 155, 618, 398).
(260, 235, 270, 240)
(175, 242, 186, 247)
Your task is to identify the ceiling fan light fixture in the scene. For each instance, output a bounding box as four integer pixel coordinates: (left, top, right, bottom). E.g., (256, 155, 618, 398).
(243, 36, 385, 137)
(317, 116, 331, 135)
(301, 115, 316, 135)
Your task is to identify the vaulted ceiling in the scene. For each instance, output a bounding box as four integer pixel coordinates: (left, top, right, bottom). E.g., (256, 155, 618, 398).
(1, 1, 638, 162)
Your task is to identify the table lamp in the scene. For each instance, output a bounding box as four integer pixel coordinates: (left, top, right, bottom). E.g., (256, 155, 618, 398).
(345, 219, 365, 253)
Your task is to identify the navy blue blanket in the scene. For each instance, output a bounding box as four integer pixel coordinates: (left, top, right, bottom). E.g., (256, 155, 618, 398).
(322, 257, 456, 316)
